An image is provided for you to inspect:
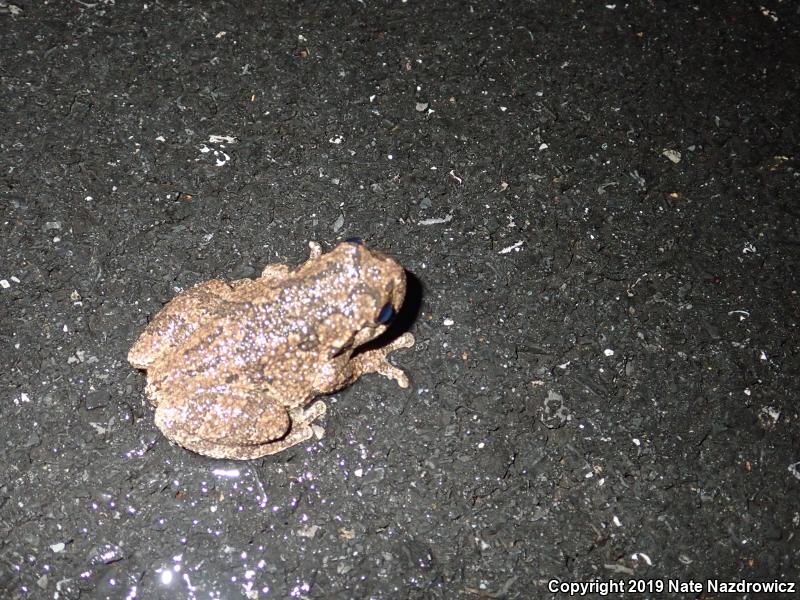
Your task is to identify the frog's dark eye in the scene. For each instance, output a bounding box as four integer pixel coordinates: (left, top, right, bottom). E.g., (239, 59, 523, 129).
(377, 303, 394, 324)
(345, 237, 363, 245)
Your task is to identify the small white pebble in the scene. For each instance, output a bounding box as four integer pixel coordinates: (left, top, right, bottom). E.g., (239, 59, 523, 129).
(760, 406, 780, 423)
(0, 280, 10, 289)
(632, 438, 641, 446)
(603, 348, 614, 356)
(296, 525, 319, 539)
(443, 318, 454, 326)
(498, 241, 524, 254)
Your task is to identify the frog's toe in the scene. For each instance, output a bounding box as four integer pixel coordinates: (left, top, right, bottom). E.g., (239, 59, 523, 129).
(294, 399, 327, 423)
(380, 333, 414, 386)
(392, 332, 415, 350)
(378, 362, 411, 388)
(311, 422, 326, 440)
(308, 241, 323, 259)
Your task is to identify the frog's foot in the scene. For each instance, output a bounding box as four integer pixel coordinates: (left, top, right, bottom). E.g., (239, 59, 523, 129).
(289, 399, 327, 440)
(353, 332, 415, 388)
(308, 241, 323, 260)
(293, 241, 324, 271)
(258, 263, 291, 282)
(259, 243, 321, 281)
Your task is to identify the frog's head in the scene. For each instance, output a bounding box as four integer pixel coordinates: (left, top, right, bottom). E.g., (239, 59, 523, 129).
(319, 239, 407, 357)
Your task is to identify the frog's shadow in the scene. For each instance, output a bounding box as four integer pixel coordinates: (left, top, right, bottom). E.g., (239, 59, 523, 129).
(355, 270, 422, 354)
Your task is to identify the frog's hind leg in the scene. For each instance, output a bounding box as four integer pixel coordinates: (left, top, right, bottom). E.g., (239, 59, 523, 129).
(128, 279, 236, 369)
(217, 400, 327, 460)
(238, 400, 327, 459)
(153, 390, 326, 460)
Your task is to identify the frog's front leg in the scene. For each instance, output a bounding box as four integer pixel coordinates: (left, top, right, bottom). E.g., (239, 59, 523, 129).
(256, 242, 320, 282)
(153, 388, 326, 460)
(312, 333, 415, 393)
(352, 332, 415, 388)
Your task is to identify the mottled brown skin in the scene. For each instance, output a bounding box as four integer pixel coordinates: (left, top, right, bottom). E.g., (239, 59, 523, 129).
(128, 241, 415, 459)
